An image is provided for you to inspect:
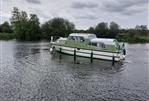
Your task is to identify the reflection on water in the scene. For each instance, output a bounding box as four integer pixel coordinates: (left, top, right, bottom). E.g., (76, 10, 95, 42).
(0, 40, 149, 101)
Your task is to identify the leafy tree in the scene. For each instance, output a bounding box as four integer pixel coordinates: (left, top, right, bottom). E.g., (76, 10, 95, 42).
(41, 22, 52, 39)
(50, 17, 75, 37)
(11, 7, 28, 40)
(28, 14, 41, 40)
(73, 29, 86, 33)
(18, 11, 29, 40)
(95, 22, 108, 37)
(87, 27, 94, 33)
(64, 20, 75, 36)
(135, 25, 147, 30)
(135, 25, 148, 36)
(11, 7, 21, 24)
(0, 21, 12, 33)
(11, 7, 21, 36)
(109, 22, 119, 30)
(41, 17, 75, 39)
(109, 22, 119, 38)
(11, 7, 41, 40)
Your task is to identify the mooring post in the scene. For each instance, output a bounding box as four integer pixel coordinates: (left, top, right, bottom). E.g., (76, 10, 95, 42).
(74, 49, 76, 62)
(91, 51, 93, 63)
(59, 47, 62, 59)
(112, 55, 115, 66)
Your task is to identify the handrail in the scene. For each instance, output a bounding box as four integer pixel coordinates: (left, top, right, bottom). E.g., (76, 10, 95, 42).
(52, 43, 120, 54)
(59, 47, 120, 58)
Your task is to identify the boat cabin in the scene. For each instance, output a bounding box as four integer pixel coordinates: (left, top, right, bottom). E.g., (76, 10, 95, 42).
(68, 33, 97, 42)
(67, 33, 118, 48)
(90, 38, 119, 48)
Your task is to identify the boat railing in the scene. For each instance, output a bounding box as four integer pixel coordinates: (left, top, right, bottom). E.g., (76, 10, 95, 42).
(58, 47, 119, 65)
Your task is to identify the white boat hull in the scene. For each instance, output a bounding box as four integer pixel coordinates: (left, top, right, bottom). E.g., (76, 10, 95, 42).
(51, 45, 125, 62)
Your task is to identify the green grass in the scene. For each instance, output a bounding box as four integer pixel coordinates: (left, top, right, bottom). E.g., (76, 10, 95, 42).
(139, 36, 149, 42)
(116, 33, 149, 43)
(0, 33, 16, 40)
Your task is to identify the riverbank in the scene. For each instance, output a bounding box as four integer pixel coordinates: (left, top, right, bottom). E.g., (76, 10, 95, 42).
(116, 34, 149, 43)
(0, 32, 149, 43)
(117, 37, 149, 43)
(0, 33, 15, 40)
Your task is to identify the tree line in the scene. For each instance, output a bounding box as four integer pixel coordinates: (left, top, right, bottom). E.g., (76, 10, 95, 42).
(0, 7, 148, 42)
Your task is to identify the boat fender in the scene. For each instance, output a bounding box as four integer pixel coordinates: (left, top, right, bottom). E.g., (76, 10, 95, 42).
(77, 48, 80, 50)
(50, 48, 53, 53)
(123, 49, 126, 55)
(50, 46, 55, 53)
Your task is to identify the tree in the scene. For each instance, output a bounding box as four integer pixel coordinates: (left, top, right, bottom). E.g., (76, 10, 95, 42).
(11, 7, 41, 40)
(0, 21, 12, 33)
(95, 22, 108, 37)
(109, 22, 119, 38)
(135, 25, 147, 30)
(41, 22, 52, 39)
(28, 14, 41, 40)
(135, 25, 148, 36)
(18, 11, 29, 40)
(41, 17, 75, 39)
(11, 7, 29, 40)
(11, 7, 21, 24)
(64, 20, 75, 36)
(87, 27, 94, 33)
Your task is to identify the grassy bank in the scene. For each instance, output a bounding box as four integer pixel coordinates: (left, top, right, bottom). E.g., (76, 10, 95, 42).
(0, 32, 149, 43)
(116, 34, 149, 43)
(0, 33, 16, 40)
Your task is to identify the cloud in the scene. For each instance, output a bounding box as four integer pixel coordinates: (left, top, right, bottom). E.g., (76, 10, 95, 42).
(121, 8, 145, 16)
(2, 0, 12, 1)
(0, 15, 10, 24)
(29, 7, 50, 22)
(1, 0, 148, 29)
(102, 0, 148, 15)
(71, 1, 98, 9)
(25, 0, 41, 4)
(75, 15, 97, 20)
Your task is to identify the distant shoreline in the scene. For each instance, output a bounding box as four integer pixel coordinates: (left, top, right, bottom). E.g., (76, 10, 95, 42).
(1, 32, 149, 43)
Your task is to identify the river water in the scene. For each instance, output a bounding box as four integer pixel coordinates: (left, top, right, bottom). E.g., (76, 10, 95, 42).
(0, 40, 149, 101)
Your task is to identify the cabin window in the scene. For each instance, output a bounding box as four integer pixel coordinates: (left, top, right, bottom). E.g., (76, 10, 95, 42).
(78, 37, 85, 42)
(92, 43, 97, 46)
(89, 42, 106, 48)
(89, 42, 97, 46)
(68, 36, 75, 40)
(88, 35, 96, 39)
(98, 42, 106, 48)
(69, 36, 85, 42)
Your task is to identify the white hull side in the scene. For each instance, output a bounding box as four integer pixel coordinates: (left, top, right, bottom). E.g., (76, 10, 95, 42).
(53, 45, 124, 61)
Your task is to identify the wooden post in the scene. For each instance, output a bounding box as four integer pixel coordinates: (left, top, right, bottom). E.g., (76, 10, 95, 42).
(74, 49, 76, 62)
(59, 47, 62, 59)
(91, 51, 93, 63)
(112, 55, 115, 66)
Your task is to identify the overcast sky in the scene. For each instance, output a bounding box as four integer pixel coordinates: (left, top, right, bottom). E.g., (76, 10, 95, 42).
(0, 0, 148, 29)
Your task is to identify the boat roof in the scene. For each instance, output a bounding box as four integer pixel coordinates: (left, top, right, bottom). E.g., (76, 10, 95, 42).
(91, 38, 117, 45)
(69, 33, 96, 39)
